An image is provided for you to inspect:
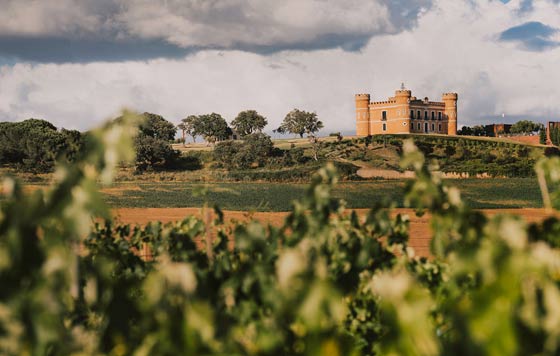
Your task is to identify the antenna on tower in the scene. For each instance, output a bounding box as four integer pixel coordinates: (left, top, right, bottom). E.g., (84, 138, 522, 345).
(401, 82, 406, 90)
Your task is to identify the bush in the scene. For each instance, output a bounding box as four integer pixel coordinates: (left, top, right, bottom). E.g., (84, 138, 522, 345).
(135, 135, 180, 172)
(214, 133, 275, 169)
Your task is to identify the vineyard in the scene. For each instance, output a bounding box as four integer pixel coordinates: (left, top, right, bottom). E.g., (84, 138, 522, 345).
(3, 113, 560, 355)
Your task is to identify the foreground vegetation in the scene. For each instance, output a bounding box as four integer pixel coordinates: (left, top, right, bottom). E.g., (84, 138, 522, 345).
(3, 114, 560, 355)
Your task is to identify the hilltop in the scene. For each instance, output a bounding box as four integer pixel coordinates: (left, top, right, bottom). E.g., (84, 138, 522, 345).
(167, 133, 547, 182)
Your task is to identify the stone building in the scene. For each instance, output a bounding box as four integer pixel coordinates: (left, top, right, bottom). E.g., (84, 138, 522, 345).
(355, 86, 458, 136)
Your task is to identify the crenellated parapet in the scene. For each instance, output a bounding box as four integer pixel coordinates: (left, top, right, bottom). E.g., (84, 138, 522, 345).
(371, 100, 397, 105)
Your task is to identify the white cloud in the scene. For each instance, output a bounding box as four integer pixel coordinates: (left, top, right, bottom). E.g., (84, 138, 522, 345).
(0, 0, 560, 133)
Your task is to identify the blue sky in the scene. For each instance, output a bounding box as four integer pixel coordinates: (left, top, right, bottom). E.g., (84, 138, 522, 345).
(0, 0, 559, 132)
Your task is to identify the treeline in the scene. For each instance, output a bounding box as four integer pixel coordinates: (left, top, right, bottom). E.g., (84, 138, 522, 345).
(178, 109, 323, 144)
(180, 109, 324, 170)
(0, 109, 325, 174)
(0, 114, 179, 173)
(458, 120, 544, 137)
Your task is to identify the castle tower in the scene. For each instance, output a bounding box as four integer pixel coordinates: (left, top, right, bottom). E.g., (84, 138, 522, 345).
(394, 89, 412, 133)
(355, 94, 370, 136)
(443, 93, 458, 135)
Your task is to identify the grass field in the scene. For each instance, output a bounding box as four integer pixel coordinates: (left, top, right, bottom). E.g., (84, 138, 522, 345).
(102, 178, 543, 211)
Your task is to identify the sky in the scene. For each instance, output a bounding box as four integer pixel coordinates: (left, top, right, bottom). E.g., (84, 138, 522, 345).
(0, 0, 559, 134)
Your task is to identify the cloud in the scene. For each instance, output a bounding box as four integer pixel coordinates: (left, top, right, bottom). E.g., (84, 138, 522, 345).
(0, 0, 432, 63)
(499, 21, 560, 51)
(0, 0, 560, 134)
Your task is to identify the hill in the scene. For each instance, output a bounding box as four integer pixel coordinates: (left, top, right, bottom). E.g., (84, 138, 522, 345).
(169, 134, 546, 181)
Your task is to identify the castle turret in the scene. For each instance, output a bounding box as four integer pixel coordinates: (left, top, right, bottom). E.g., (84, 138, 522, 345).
(395, 89, 412, 104)
(395, 89, 412, 133)
(443, 92, 458, 135)
(355, 94, 370, 136)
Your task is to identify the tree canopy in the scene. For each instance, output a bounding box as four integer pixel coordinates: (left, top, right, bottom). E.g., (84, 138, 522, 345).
(510, 120, 543, 134)
(231, 110, 268, 137)
(0, 118, 84, 172)
(276, 109, 323, 138)
(458, 125, 485, 136)
(197, 113, 231, 143)
(140, 112, 177, 141)
(178, 115, 201, 143)
(134, 113, 179, 171)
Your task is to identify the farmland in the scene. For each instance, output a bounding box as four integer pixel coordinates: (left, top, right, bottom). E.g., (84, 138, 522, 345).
(100, 178, 542, 210)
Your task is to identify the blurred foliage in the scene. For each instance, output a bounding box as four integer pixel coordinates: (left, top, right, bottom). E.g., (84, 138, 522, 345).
(4, 115, 560, 355)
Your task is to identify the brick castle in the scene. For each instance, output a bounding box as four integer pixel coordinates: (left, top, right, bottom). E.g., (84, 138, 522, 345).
(355, 85, 458, 136)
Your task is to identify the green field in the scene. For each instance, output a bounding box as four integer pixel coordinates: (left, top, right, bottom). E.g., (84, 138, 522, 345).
(103, 178, 543, 211)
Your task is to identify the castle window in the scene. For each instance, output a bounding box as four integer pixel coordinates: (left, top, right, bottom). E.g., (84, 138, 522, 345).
(438, 112, 442, 120)
(382, 111, 387, 121)
(424, 111, 428, 120)
(432, 123, 435, 131)
(382, 123, 387, 131)
(417, 123, 421, 130)
(431, 111, 435, 120)
(417, 110, 421, 120)
(410, 110, 414, 119)
(439, 124, 442, 132)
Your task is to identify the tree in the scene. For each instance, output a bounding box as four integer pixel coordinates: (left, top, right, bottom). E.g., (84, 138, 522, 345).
(552, 126, 560, 146)
(458, 126, 473, 136)
(0, 118, 84, 173)
(140, 112, 177, 141)
(197, 113, 231, 144)
(472, 125, 486, 136)
(231, 110, 268, 138)
(510, 120, 542, 134)
(243, 133, 274, 166)
(135, 135, 179, 171)
(540, 128, 547, 145)
(133, 113, 179, 171)
(275, 109, 323, 138)
(178, 115, 202, 144)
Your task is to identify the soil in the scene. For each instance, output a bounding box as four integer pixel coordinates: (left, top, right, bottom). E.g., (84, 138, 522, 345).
(112, 208, 558, 258)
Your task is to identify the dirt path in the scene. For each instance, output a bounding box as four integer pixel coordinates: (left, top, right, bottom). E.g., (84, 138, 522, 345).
(112, 208, 557, 258)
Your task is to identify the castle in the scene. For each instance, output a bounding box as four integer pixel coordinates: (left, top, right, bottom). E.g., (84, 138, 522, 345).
(355, 86, 458, 136)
